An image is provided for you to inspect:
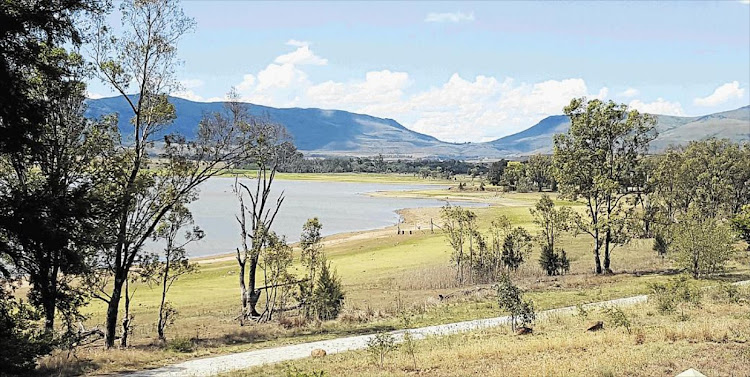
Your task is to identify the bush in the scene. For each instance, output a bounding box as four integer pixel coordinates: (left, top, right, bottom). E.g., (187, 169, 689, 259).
(649, 275, 701, 316)
(284, 366, 326, 377)
(311, 262, 345, 321)
(496, 274, 536, 331)
(167, 337, 194, 353)
(600, 306, 631, 334)
(539, 244, 570, 276)
(0, 288, 52, 375)
(367, 331, 396, 368)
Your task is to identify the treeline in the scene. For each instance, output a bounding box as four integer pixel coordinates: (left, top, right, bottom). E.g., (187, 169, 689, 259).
(442, 98, 749, 282)
(275, 154, 489, 179)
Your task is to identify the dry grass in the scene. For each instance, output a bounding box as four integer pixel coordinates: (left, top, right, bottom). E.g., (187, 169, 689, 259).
(36, 189, 750, 376)
(226, 286, 750, 377)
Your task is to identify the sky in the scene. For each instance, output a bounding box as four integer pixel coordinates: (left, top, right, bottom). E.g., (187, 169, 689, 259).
(86, 1, 750, 143)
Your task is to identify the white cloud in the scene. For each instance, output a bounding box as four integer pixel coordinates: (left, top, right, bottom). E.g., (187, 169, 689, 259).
(274, 45, 327, 66)
(424, 11, 475, 23)
(693, 81, 745, 106)
(172, 90, 204, 102)
(619, 88, 639, 98)
(230, 41, 613, 142)
(87, 91, 105, 99)
(629, 98, 684, 116)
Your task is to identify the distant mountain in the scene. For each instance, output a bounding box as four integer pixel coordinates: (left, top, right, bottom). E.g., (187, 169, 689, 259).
(86, 96, 750, 159)
(488, 106, 750, 155)
(85, 96, 460, 157)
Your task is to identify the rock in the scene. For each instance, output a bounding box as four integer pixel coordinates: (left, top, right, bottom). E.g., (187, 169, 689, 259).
(515, 326, 533, 335)
(587, 321, 604, 332)
(311, 349, 326, 358)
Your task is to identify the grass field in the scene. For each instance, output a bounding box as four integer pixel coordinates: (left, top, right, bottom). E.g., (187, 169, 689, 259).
(225, 285, 750, 377)
(40, 175, 750, 376)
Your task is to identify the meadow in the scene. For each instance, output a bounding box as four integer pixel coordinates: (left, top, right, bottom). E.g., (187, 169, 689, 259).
(40, 175, 750, 376)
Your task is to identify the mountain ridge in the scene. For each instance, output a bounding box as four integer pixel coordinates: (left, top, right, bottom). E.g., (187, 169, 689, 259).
(85, 96, 750, 159)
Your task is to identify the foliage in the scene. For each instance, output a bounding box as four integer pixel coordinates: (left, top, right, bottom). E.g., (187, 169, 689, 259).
(501, 227, 532, 271)
(144, 204, 202, 341)
(554, 98, 656, 274)
(166, 337, 194, 353)
(530, 195, 572, 275)
(652, 232, 669, 258)
(731, 205, 750, 249)
(400, 312, 418, 370)
(525, 154, 554, 192)
(300, 218, 324, 318)
(671, 212, 736, 278)
(0, 287, 53, 375)
(649, 275, 702, 316)
(600, 305, 631, 334)
(496, 274, 536, 331)
(441, 205, 478, 283)
(311, 261, 346, 321)
(259, 232, 295, 322)
(367, 331, 397, 368)
(487, 159, 508, 186)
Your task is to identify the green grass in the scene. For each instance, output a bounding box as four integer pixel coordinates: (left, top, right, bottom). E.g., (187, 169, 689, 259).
(52, 186, 749, 376)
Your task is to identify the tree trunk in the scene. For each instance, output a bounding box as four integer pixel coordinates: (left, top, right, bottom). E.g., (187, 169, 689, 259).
(247, 254, 261, 318)
(157, 263, 170, 341)
(121, 279, 132, 348)
(43, 290, 56, 333)
(238, 258, 248, 325)
(603, 230, 612, 274)
(594, 235, 602, 274)
(105, 272, 125, 348)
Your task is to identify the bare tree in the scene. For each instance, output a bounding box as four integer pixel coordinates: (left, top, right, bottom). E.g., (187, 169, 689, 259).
(233, 112, 296, 323)
(90, 0, 255, 347)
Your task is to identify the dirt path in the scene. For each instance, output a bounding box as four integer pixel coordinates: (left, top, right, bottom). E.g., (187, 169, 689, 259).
(121, 280, 750, 377)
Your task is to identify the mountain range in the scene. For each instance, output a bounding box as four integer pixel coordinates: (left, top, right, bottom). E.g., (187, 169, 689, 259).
(85, 96, 750, 159)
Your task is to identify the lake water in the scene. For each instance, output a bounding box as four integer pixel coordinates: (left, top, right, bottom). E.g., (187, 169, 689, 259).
(145, 177, 483, 257)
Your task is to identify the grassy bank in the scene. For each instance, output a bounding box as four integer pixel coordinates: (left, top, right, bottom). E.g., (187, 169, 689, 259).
(41, 184, 750, 376)
(227, 285, 750, 377)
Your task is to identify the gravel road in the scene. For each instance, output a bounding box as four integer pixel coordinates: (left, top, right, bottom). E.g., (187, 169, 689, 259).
(123, 280, 750, 377)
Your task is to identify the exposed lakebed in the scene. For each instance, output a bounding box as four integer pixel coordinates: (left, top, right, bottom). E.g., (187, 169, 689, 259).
(147, 177, 485, 257)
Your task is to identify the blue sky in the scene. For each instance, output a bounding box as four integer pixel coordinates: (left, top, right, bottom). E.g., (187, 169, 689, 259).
(87, 1, 750, 142)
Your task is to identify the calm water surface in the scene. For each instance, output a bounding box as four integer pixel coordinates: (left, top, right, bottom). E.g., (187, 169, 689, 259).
(145, 177, 484, 257)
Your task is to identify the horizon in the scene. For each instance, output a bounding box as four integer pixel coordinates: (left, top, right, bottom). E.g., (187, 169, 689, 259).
(85, 1, 750, 143)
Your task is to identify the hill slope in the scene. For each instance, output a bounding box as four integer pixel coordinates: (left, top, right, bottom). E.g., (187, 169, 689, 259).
(85, 96, 463, 157)
(86, 96, 750, 158)
(489, 106, 750, 155)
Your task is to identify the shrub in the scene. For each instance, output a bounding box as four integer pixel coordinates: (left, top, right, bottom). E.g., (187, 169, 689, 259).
(0, 288, 52, 375)
(167, 337, 194, 353)
(311, 261, 345, 321)
(649, 275, 701, 317)
(496, 274, 536, 331)
(367, 331, 397, 368)
(539, 244, 570, 276)
(284, 366, 326, 377)
(600, 305, 631, 334)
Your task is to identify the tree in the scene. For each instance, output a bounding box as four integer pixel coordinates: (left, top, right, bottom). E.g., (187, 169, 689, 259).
(300, 217, 324, 317)
(0, 0, 103, 156)
(526, 154, 553, 192)
(496, 274, 535, 331)
(441, 205, 478, 283)
(257, 232, 294, 321)
(672, 211, 736, 278)
(488, 159, 508, 186)
(530, 195, 572, 275)
(554, 98, 656, 274)
(90, 0, 255, 347)
(233, 114, 295, 323)
(731, 205, 750, 250)
(311, 259, 345, 321)
(145, 204, 202, 342)
(0, 48, 117, 337)
(501, 227, 532, 271)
